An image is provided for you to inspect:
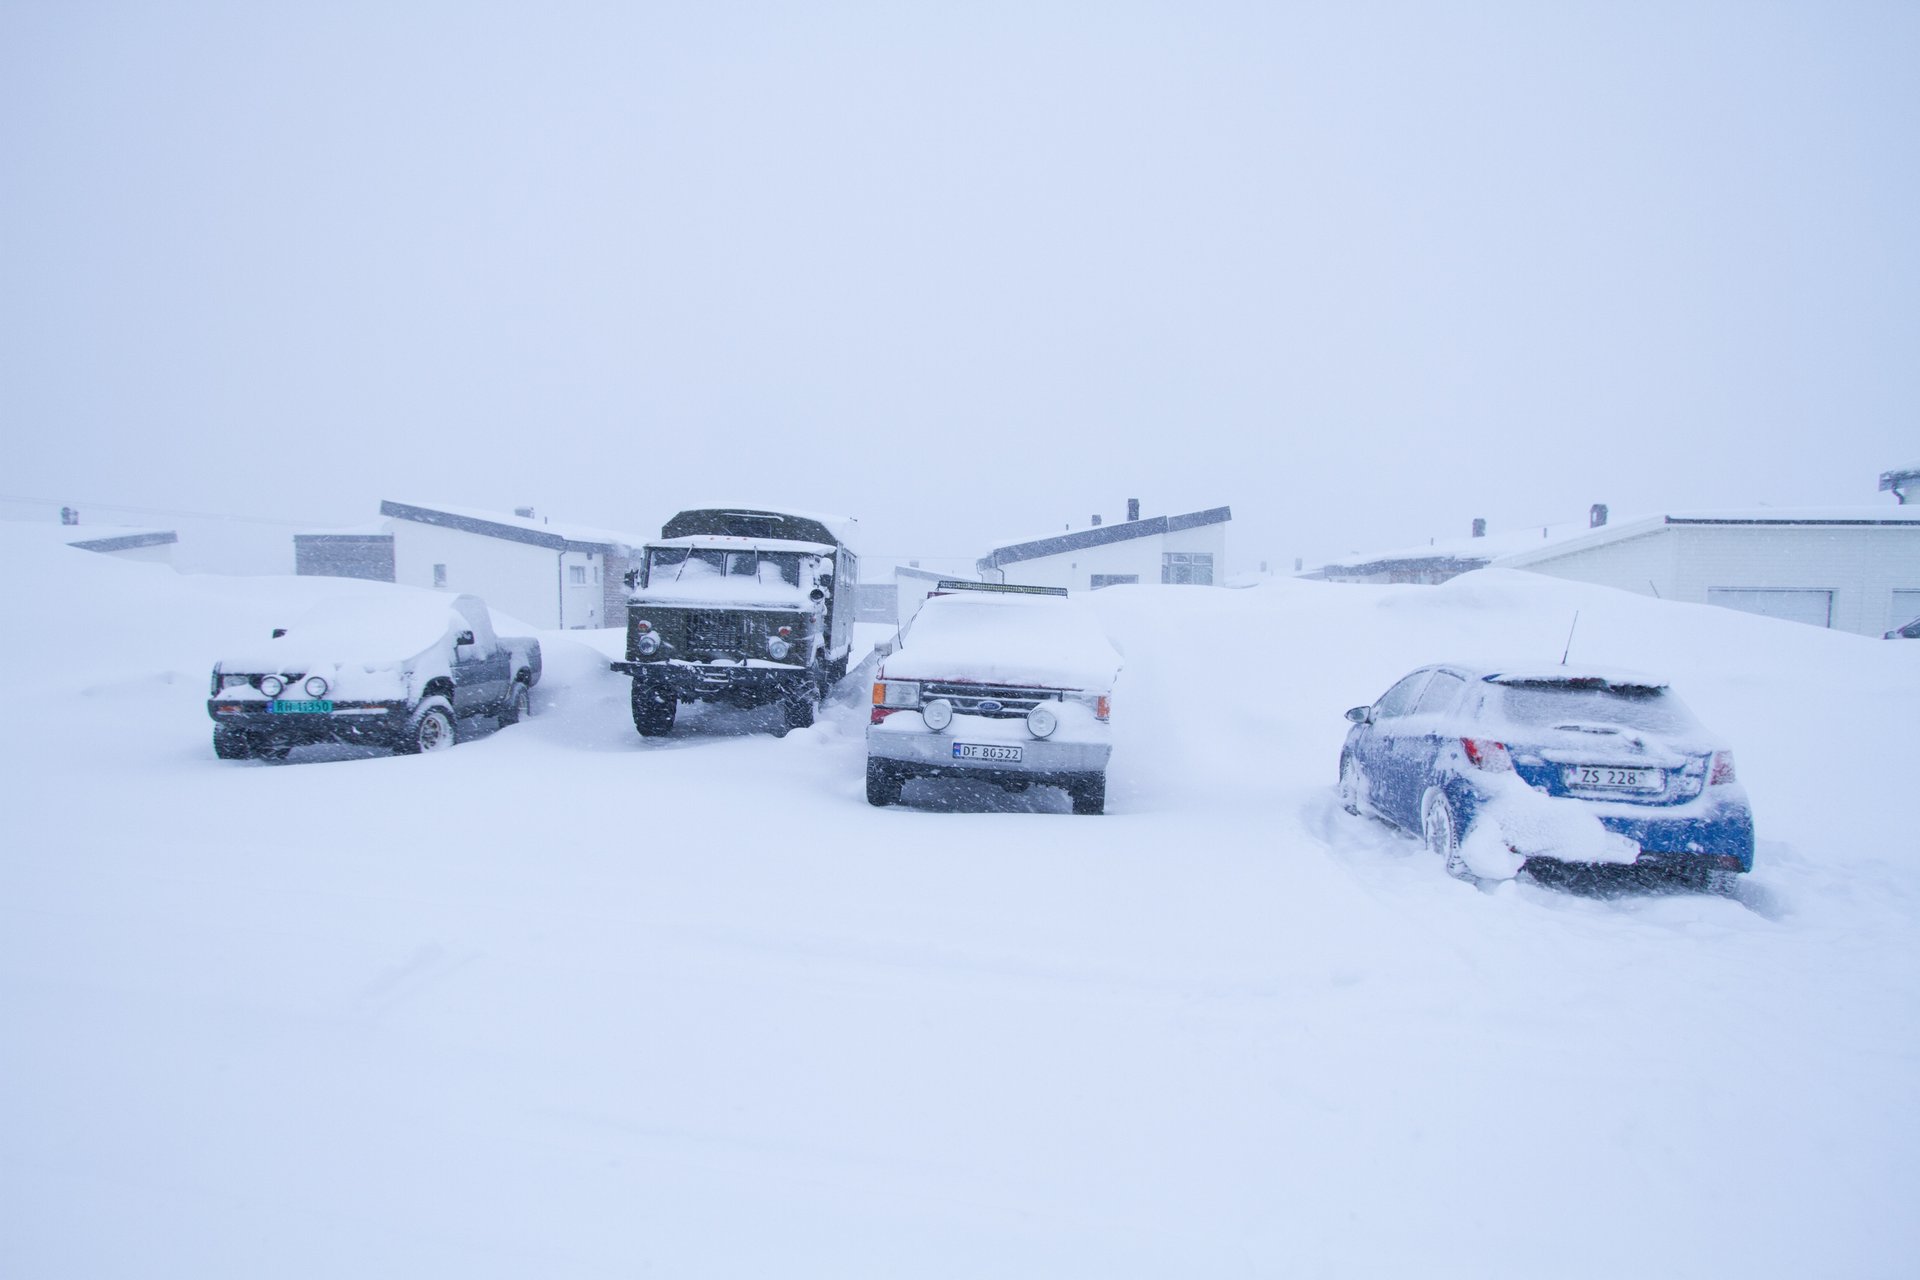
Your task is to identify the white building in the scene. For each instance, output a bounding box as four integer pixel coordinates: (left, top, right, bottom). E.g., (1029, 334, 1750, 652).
(1500, 508, 1920, 636)
(977, 502, 1232, 592)
(1320, 502, 1920, 637)
(380, 500, 646, 630)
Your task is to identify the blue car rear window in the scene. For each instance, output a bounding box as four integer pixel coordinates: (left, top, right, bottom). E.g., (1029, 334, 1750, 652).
(1494, 683, 1694, 735)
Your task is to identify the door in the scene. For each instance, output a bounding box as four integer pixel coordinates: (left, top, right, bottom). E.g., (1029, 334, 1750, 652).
(1354, 670, 1433, 827)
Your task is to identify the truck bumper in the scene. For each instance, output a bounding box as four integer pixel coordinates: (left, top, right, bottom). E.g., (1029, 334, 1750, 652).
(207, 700, 411, 747)
(614, 660, 813, 708)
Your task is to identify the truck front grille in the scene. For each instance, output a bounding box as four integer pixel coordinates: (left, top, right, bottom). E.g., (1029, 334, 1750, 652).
(919, 681, 1063, 717)
(687, 612, 750, 652)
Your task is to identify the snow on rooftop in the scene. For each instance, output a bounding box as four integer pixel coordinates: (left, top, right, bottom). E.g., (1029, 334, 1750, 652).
(382, 500, 650, 550)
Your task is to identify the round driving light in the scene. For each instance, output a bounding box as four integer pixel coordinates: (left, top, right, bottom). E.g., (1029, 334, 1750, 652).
(1027, 705, 1058, 739)
(767, 637, 791, 661)
(304, 676, 329, 699)
(636, 632, 662, 656)
(259, 675, 284, 698)
(922, 698, 954, 732)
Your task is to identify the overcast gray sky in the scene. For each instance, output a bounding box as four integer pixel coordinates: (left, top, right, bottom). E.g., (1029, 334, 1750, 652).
(4, 1, 1915, 574)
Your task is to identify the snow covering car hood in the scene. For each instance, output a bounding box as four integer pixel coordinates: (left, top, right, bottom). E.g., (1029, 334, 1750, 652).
(218, 596, 460, 672)
(881, 593, 1122, 690)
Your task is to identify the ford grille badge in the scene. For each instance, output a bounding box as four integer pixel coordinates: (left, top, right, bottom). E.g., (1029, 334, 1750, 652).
(975, 699, 1004, 713)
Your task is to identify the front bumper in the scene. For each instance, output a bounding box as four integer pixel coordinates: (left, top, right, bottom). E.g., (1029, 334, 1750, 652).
(613, 659, 811, 706)
(867, 711, 1111, 780)
(207, 700, 410, 746)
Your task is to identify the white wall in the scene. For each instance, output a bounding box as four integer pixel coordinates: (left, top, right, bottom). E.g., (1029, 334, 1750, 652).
(558, 548, 616, 630)
(992, 523, 1228, 593)
(390, 521, 567, 629)
(1520, 523, 1920, 636)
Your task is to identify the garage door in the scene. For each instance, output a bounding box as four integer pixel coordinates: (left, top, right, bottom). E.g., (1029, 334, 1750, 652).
(1891, 589, 1920, 634)
(1706, 588, 1833, 628)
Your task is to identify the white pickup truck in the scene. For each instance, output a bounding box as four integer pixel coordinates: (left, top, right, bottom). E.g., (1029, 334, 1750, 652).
(866, 581, 1122, 814)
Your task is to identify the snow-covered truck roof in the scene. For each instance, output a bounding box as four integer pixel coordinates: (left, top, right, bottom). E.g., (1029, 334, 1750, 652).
(218, 591, 475, 670)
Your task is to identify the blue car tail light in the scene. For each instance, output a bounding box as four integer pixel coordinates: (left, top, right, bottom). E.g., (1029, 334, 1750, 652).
(1462, 738, 1514, 771)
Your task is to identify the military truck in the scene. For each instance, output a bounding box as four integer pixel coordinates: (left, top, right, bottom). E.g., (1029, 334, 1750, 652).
(611, 508, 861, 736)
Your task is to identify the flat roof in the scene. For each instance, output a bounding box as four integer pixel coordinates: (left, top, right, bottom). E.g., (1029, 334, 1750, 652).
(979, 506, 1231, 571)
(380, 500, 645, 555)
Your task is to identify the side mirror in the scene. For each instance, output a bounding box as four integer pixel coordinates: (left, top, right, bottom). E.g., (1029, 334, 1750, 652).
(455, 630, 476, 646)
(271, 628, 287, 639)
(623, 568, 639, 589)
(1345, 705, 1371, 724)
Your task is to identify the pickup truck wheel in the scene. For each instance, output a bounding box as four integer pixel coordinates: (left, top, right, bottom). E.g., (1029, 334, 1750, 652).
(503, 680, 531, 725)
(1069, 773, 1107, 815)
(399, 697, 456, 754)
(866, 760, 904, 807)
(213, 728, 253, 760)
(633, 689, 676, 737)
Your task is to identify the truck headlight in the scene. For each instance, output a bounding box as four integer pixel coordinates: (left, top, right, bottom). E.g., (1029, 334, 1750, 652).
(767, 636, 791, 660)
(220, 674, 251, 690)
(636, 632, 662, 657)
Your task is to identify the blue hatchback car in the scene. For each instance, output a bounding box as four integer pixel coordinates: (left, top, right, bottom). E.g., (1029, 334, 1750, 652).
(1338, 664, 1754, 884)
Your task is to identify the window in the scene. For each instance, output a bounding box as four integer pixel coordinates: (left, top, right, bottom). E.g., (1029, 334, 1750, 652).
(1372, 671, 1432, 720)
(432, 563, 447, 588)
(1412, 671, 1467, 717)
(1162, 552, 1214, 586)
(1090, 574, 1139, 590)
(569, 565, 587, 586)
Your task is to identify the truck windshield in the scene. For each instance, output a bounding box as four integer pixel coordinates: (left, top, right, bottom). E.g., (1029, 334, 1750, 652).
(647, 548, 804, 588)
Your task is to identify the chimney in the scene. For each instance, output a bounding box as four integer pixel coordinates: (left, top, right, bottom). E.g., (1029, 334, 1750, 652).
(1471, 518, 1486, 538)
(1590, 503, 1609, 528)
(1092, 514, 1102, 526)
(514, 506, 535, 519)
(1127, 498, 1140, 522)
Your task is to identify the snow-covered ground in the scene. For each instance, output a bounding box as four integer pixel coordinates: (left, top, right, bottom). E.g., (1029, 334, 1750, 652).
(3, 531, 1917, 1278)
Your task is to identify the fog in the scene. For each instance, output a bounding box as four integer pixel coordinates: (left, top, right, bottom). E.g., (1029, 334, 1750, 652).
(4, 2, 1915, 575)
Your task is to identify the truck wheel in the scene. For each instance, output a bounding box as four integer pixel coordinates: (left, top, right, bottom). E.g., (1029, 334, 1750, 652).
(780, 685, 817, 733)
(633, 688, 677, 737)
(866, 760, 904, 807)
(503, 680, 531, 725)
(213, 728, 253, 760)
(398, 697, 456, 754)
(1069, 773, 1106, 815)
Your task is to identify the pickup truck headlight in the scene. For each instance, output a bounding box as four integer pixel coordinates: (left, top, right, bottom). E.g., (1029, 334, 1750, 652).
(875, 680, 920, 709)
(219, 673, 251, 691)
